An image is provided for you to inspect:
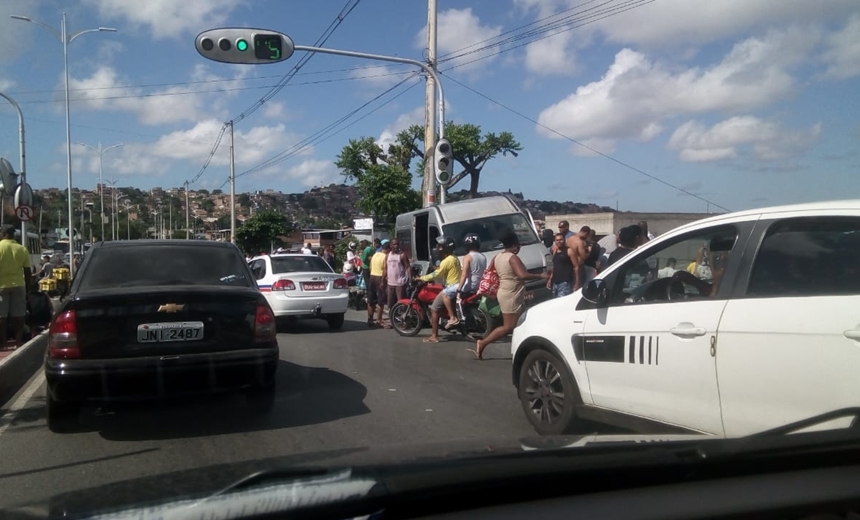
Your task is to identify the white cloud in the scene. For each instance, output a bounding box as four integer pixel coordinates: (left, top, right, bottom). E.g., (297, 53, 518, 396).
(536, 27, 817, 150)
(377, 106, 425, 152)
(0, 0, 37, 65)
(524, 30, 576, 76)
(590, 0, 858, 48)
(667, 116, 823, 162)
(262, 101, 287, 119)
(414, 8, 503, 74)
(82, 0, 241, 40)
(283, 159, 339, 188)
(69, 119, 306, 181)
(822, 14, 860, 79)
(348, 65, 408, 88)
(66, 64, 245, 125)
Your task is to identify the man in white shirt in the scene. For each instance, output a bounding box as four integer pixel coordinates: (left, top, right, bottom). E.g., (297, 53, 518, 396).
(657, 257, 678, 278)
(301, 242, 313, 255)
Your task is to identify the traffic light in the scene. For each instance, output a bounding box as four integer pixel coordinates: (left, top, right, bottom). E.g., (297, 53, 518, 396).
(434, 139, 453, 186)
(196, 28, 295, 64)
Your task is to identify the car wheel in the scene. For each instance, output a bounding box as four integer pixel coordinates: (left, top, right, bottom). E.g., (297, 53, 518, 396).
(246, 383, 276, 413)
(326, 313, 345, 330)
(518, 349, 577, 435)
(46, 390, 80, 433)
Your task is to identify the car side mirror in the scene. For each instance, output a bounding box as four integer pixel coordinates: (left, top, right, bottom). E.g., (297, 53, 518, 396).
(582, 279, 608, 305)
(542, 229, 554, 248)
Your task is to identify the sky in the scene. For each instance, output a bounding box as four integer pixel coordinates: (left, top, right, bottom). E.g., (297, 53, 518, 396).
(0, 0, 858, 214)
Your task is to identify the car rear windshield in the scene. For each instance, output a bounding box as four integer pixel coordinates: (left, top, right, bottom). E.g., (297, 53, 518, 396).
(77, 245, 255, 290)
(271, 255, 333, 274)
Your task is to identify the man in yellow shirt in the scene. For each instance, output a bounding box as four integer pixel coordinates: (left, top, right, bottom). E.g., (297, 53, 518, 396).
(367, 240, 391, 328)
(0, 225, 32, 347)
(417, 235, 461, 343)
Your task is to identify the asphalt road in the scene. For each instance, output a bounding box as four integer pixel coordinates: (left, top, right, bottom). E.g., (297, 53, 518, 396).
(0, 309, 537, 509)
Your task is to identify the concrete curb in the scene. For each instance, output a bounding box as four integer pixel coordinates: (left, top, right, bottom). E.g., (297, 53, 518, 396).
(0, 331, 47, 407)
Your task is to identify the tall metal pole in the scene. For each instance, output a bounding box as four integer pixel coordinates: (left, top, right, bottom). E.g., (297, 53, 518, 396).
(422, 0, 437, 208)
(62, 14, 77, 267)
(98, 142, 104, 240)
(228, 120, 236, 244)
(185, 181, 190, 240)
(168, 196, 172, 239)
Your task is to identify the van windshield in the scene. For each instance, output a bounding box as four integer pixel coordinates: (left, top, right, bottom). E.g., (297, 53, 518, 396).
(444, 213, 539, 255)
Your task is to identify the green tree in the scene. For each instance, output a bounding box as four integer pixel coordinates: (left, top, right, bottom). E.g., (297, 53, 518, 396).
(238, 193, 251, 208)
(335, 137, 421, 226)
(212, 189, 223, 195)
(396, 121, 522, 199)
(235, 210, 291, 255)
(201, 199, 215, 213)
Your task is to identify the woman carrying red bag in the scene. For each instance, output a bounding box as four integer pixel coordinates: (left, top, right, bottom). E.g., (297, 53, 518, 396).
(468, 230, 549, 360)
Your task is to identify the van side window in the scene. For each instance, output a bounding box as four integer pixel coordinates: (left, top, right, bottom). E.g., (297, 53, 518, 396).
(415, 213, 430, 261)
(396, 229, 411, 259)
(747, 217, 860, 297)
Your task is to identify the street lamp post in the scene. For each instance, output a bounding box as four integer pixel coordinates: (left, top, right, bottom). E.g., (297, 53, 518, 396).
(0, 92, 27, 248)
(12, 13, 116, 277)
(78, 142, 122, 241)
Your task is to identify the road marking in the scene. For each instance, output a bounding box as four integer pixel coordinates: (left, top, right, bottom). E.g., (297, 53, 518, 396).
(0, 370, 45, 438)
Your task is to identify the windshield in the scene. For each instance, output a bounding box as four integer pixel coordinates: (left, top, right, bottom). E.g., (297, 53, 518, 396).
(3, 1, 860, 516)
(78, 246, 254, 289)
(270, 255, 333, 274)
(446, 213, 539, 255)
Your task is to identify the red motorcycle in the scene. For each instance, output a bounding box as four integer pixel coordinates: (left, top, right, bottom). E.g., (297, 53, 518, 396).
(389, 278, 494, 339)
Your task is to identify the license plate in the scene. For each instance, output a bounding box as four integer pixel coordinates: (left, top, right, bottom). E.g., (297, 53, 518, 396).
(137, 321, 204, 343)
(302, 282, 326, 291)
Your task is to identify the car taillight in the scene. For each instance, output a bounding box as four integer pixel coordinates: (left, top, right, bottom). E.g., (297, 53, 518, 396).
(254, 304, 277, 342)
(333, 278, 348, 289)
(48, 310, 80, 359)
(272, 279, 295, 291)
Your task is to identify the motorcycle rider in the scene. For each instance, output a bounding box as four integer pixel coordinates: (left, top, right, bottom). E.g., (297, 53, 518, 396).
(445, 233, 487, 329)
(416, 235, 462, 344)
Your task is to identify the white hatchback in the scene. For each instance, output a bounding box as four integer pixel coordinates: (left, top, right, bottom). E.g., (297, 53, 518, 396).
(249, 254, 349, 330)
(511, 199, 860, 437)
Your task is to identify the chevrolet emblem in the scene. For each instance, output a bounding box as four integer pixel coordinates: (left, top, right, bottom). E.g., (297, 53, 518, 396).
(157, 303, 185, 313)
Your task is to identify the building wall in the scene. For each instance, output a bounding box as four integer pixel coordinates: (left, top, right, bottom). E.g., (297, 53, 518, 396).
(544, 212, 717, 239)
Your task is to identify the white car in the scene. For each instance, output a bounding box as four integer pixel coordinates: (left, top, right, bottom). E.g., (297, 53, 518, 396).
(512, 199, 860, 437)
(249, 253, 349, 330)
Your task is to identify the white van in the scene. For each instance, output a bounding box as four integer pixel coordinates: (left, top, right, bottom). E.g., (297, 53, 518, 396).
(395, 195, 552, 304)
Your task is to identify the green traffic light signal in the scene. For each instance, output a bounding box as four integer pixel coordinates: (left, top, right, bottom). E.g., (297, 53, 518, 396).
(237, 39, 248, 51)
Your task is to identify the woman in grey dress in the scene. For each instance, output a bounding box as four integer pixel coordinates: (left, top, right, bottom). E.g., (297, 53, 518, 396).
(468, 230, 548, 360)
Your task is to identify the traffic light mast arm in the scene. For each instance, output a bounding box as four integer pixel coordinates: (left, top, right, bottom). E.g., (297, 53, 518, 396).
(293, 45, 444, 140)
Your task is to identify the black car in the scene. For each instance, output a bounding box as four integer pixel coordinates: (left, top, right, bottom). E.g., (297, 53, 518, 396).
(44, 240, 279, 432)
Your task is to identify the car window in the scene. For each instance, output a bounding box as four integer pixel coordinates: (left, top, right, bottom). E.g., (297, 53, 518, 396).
(270, 255, 333, 274)
(610, 225, 740, 305)
(250, 259, 267, 280)
(747, 217, 860, 297)
(78, 246, 254, 290)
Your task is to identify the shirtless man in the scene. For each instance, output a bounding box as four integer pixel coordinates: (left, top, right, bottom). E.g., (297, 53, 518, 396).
(566, 225, 591, 291)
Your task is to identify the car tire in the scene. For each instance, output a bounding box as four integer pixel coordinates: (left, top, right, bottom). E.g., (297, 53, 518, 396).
(246, 383, 276, 413)
(46, 390, 80, 433)
(518, 349, 578, 435)
(326, 313, 345, 330)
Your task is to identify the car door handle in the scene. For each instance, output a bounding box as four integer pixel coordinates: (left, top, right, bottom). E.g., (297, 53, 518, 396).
(844, 330, 860, 341)
(670, 326, 707, 337)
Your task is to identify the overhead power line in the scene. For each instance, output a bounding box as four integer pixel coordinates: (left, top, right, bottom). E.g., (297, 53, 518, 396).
(223, 72, 422, 189)
(439, 71, 731, 213)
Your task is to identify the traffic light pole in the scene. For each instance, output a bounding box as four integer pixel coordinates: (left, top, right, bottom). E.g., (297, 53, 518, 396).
(0, 92, 27, 247)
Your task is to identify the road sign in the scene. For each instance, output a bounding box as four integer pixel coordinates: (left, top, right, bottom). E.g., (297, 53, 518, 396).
(195, 28, 295, 64)
(15, 204, 33, 222)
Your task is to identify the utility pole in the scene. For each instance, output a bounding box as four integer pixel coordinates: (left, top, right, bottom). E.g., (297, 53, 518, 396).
(228, 120, 236, 244)
(168, 195, 172, 239)
(184, 180, 190, 240)
(421, 0, 438, 208)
